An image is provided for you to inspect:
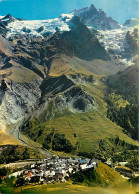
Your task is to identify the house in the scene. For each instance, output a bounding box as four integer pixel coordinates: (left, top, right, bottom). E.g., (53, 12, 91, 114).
(62, 169, 67, 177)
(118, 162, 128, 166)
(37, 171, 43, 177)
(45, 170, 50, 176)
(57, 174, 63, 180)
(68, 167, 73, 174)
(92, 162, 97, 167)
(31, 169, 36, 174)
(30, 164, 35, 169)
(28, 172, 32, 176)
(55, 168, 62, 174)
(1, 176, 6, 180)
(25, 176, 31, 181)
(89, 159, 98, 167)
(24, 170, 29, 175)
(40, 177, 45, 184)
(50, 171, 55, 176)
(80, 164, 87, 170)
(80, 163, 94, 171)
(8, 170, 23, 178)
(86, 164, 94, 169)
(80, 158, 89, 164)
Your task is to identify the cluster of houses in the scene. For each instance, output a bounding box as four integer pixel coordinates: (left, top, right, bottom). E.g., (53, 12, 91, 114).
(9, 157, 98, 184)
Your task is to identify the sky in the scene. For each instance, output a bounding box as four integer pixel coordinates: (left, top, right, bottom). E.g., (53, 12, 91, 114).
(0, 0, 138, 24)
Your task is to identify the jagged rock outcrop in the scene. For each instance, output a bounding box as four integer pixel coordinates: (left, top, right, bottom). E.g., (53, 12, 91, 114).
(72, 4, 121, 30)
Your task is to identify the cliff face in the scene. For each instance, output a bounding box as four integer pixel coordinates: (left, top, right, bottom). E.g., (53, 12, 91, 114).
(0, 78, 42, 136)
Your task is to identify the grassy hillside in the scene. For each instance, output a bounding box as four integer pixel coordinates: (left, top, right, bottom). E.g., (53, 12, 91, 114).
(71, 162, 124, 186)
(17, 183, 139, 194)
(21, 70, 138, 158)
(0, 130, 21, 146)
(48, 55, 125, 77)
(11, 182, 139, 194)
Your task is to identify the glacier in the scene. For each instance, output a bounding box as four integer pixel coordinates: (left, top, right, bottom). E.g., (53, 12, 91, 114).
(6, 14, 74, 38)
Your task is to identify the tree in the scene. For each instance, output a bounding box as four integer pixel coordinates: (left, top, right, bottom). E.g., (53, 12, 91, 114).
(52, 133, 73, 153)
(23, 148, 29, 159)
(15, 177, 25, 187)
(30, 176, 40, 183)
(0, 167, 8, 177)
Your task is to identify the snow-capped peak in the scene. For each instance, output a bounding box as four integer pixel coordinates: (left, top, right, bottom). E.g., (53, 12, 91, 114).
(0, 14, 18, 25)
(72, 4, 121, 30)
(124, 18, 139, 27)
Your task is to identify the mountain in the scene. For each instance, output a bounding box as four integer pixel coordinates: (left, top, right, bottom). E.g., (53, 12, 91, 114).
(2, 4, 121, 38)
(124, 18, 139, 27)
(0, 17, 118, 139)
(1, 11, 137, 65)
(0, 14, 18, 26)
(72, 4, 121, 30)
(0, 4, 138, 163)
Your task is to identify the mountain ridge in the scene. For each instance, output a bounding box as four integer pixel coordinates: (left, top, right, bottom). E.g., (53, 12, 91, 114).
(0, 5, 138, 65)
